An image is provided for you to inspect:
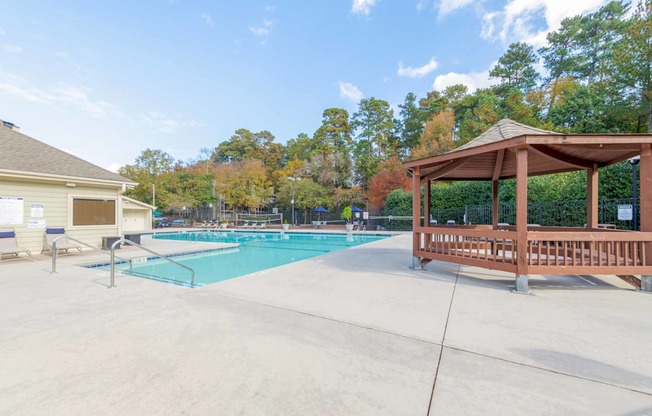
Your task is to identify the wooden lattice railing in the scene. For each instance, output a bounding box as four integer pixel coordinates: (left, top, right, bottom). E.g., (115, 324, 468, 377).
(414, 226, 652, 275)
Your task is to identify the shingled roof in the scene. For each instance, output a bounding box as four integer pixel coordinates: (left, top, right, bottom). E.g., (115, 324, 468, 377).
(453, 118, 558, 152)
(405, 118, 648, 181)
(0, 123, 134, 185)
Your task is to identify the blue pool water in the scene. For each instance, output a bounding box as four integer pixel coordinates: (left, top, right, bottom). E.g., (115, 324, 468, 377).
(110, 231, 390, 287)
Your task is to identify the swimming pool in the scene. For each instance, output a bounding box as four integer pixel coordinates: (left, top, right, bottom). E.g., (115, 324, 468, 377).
(111, 231, 390, 287)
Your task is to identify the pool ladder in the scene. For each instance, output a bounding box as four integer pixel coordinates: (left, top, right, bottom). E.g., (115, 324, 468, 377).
(51, 235, 134, 275)
(109, 238, 195, 288)
(50, 236, 195, 288)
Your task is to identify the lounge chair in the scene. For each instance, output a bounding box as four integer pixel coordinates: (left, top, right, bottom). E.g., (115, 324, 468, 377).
(255, 221, 266, 229)
(247, 221, 257, 229)
(239, 221, 249, 228)
(42, 227, 82, 254)
(0, 228, 32, 261)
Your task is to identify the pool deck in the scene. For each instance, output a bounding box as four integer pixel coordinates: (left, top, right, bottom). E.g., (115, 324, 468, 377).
(1, 231, 651, 415)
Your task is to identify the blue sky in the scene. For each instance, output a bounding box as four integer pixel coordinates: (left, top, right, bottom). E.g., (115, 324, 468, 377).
(0, 0, 609, 172)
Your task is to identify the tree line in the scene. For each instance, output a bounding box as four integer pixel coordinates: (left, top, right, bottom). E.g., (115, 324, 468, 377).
(119, 0, 650, 215)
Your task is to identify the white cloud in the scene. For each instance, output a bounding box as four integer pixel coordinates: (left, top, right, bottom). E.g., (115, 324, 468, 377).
(0, 72, 113, 118)
(141, 112, 199, 134)
(351, 0, 377, 16)
(2, 44, 23, 54)
(107, 163, 122, 173)
(50, 86, 112, 119)
(200, 12, 214, 27)
(438, 0, 476, 17)
(249, 19, 273, 36)
(338, 81, 363, 102)
(432, 67, 497, 93)
(0, 81, 51, 103)
(480, 0, 608, 47)
(397, 57, 438, 78)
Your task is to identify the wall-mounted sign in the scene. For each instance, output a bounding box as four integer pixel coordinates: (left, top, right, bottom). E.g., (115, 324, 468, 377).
(27, 220, 46, 229)
(0, 196, 24, 225)
(31, 204, 44, 218)
(618, 204, 633, 221)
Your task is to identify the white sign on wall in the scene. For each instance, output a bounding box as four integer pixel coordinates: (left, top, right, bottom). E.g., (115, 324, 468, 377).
(27, 220, 46, 229)
(31, 204, 44, 218)
(0, 196, 24, 225)
(618, 204, 633, 221)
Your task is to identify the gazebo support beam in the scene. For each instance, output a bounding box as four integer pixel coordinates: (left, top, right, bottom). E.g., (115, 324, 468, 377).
(492, 150, 504, 229)
(492, 181, 499, 228)
(530, 144, 595, 169)
(424, 177, 431, 226)
(515, 146, 530, 293)
(640, 144, 652, 291)
(411, 167, 422, 269)
(587, 164, 598, 229)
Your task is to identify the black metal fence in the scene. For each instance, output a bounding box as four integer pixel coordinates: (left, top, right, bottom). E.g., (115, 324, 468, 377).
(378, 198, 640, 232)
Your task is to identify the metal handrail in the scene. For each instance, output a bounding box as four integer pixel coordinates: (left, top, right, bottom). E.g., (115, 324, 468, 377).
(109, 238, 195, 288)
(51, 235, 133, 274)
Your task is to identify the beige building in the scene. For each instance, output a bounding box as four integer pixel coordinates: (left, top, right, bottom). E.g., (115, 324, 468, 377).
(0, 120, 144, 254)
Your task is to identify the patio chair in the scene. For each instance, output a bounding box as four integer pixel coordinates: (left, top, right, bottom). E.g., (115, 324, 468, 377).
(238, 221, 249, 228)
(42, 227, 82, 254)
(0, 228, 32, 261)
(247, 221, 257, 229)
(255, 221, 266, 229)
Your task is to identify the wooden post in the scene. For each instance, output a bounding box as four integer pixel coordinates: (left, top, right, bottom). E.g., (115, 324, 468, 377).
(424, 177, 431, 226)
(515, 146, 529, 292)
(640, 145, 652, 290)
(492, 180, 499, 228)
(586, 164, 598, 229)
(412, 167, 421, 267)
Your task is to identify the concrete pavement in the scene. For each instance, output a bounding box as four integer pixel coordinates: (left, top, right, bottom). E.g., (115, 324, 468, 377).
(0, 232, 650, 415)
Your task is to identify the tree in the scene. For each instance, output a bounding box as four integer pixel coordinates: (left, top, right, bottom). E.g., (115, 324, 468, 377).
(213, 159, 271, 210)
(574, 1, 627, 85)
(613, 0, 652, 132)
(489, 42, 539, 92)
(367, 157, 411, 207)
(313, 108, 352, 155)
(341, 206, 352, 224)
(396, 92, 424, 155)
(454, 88, 502, 141)
(332, 186, 367, 209)
(539, 15, 585, 82)
(351, 97, 395, 187)
(304, 152, 352, 188)
(385, 189, 412, 214)
(275, 178, 332, 214)
(412, 110, 455, 158)
(119, 149, 175, 207)
(285, 133, 314, 161)
(548, 83, 615, 133)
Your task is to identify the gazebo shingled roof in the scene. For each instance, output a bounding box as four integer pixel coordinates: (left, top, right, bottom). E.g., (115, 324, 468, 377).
(404, 118, 648, 182)
(404, 118, 652, 293)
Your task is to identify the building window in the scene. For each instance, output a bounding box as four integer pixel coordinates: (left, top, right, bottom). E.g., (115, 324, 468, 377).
(72, 198, 116, 226)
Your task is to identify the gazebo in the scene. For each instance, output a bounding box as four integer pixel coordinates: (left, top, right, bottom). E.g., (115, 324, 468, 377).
(404, 118, 652, 293)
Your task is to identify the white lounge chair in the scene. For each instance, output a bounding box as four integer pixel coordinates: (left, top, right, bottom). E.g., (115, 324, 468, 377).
(239, 221, 249, 228)
(42, 227, 82, 254)
(0, 228, 32, 261)
(255, 221, 266, 229)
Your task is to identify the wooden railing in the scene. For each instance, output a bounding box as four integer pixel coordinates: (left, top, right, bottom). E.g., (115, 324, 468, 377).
(414, 225, 652, 275)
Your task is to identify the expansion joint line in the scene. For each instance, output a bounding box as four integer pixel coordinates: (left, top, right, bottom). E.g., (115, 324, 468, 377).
(426, 264, 461, 416)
